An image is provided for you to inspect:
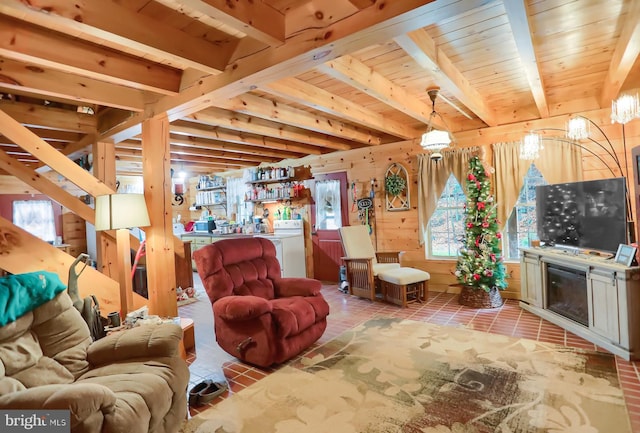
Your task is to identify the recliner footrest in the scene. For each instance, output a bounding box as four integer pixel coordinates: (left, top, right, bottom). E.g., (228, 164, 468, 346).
(378, 267, 430, 308)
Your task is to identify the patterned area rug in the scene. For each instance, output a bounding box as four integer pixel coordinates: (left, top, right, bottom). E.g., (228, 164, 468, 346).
(181, 317, 630, 433)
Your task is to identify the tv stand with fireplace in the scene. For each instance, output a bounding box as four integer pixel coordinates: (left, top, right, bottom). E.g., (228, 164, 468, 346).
(520, 246, 640, 360)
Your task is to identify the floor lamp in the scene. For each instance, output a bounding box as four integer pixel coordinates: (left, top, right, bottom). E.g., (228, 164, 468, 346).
(520, 115, 634, 243)
(95, 193, 150, 316)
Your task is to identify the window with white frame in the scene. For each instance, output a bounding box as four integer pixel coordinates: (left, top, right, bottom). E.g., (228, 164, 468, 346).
(504, 164, 547, 259)
(315, 179, 342, 230)
(226, 177, 253, 225)
(428, 174, 466, 258)
(13, 200, 56, 243)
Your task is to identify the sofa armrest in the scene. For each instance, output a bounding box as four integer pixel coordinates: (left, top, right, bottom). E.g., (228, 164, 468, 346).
(214, 295, 272, 321)
(274, 278, 323, 297)
(87, 323, 182, 366)
(0, 383, 116, 426)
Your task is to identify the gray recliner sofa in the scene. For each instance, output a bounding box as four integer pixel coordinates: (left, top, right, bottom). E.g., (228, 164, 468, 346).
(0, 271, 189, 433)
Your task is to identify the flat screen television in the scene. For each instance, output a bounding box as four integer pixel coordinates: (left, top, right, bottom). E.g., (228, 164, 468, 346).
(536, 177, 627, 253)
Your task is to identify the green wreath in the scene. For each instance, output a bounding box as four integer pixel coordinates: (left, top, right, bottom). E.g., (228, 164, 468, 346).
(385, 174, 406, 196)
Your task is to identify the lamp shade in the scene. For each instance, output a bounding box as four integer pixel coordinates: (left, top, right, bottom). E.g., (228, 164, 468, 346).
(95, 193, 150, 231)
(420, 129, 451, 150)
(520, 132, 542, 160)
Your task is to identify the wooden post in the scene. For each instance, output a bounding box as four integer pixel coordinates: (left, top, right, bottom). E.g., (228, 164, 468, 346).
(116, 228, 134, 314)
(141, 114, 178, 317)
(93, 142, 118, 278)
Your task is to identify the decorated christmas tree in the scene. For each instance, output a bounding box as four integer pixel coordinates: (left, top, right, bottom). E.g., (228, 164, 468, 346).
(455, 156, 508, 293)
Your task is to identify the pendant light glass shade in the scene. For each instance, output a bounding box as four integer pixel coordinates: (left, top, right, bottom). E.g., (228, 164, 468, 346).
(420, 129, 451, 150)
(420, 88, 454, 152)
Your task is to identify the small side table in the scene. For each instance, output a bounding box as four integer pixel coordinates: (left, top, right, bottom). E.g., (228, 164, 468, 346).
(179, 318, 195, 360)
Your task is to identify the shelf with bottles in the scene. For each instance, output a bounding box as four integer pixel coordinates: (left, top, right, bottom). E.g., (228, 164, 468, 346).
(244, 183, 308, 203)
(199, 201, 227, 207)
(246, 165, 312, 185)
(195, 188, 226, 207)
(196, 174, 226, 191)
(197, 185, 226, 191)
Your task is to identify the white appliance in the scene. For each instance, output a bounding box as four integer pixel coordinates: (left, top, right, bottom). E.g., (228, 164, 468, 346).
(256, 219, 306, 278)
(173, 223, 185, 235)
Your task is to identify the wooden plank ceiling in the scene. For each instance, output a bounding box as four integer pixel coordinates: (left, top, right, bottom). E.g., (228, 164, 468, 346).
(1, 0, 639, 177)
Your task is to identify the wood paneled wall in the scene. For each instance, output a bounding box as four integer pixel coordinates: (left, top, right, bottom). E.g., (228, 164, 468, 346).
(285, 107, 640, 300)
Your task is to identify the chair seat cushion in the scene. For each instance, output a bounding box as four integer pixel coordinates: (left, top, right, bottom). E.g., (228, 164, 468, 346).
(271, 296, 330, 338)
(372, 262, 401, 277)
(378, 267, 430, 285)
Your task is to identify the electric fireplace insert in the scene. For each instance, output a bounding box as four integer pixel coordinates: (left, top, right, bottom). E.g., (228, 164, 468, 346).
(546, 263, 588, 327)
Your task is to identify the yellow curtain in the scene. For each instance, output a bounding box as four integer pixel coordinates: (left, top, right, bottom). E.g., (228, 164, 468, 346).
(417, 147, 479, 245)
(493, 140, 583, 230)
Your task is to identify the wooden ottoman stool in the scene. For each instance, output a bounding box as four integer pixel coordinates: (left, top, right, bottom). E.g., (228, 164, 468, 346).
(378, 267, 430, 308)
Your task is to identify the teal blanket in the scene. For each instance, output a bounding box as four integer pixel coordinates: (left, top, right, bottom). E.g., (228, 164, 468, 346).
(0, 271, 67, 326)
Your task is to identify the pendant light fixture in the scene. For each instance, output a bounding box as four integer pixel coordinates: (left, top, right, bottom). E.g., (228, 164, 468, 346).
(420, 87, 454, 160)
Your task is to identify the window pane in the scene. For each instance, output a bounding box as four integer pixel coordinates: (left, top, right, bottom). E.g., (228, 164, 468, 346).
(13, 200, 56, 243)
(504, 164, 546, 259)
(316, 180, 342, 230)
(428, 174, 466, 258)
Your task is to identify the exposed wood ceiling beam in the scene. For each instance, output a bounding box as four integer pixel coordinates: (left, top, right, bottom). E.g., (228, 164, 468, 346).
(503, 0, 549, 118)
(116, 153, 244, 171)
(0, 0, 238, 74)
(115, 147, 251, 168)
(263, 77, 421, 139)
(600, 0, 640, 106)
(0, 109, 112, 197)
(0, 15, 182, 95)
(0, 57, 146, 112)
(215, 93, 381, 144)
(61, 134, 99, 162)
(152, 0, 246, 39)
(184, 108, 353, 150)
(117, 139, 278, 164)
(115, 160, 212, 176)
(0, 148, 94, 222)
(162, 129, 316, 158)
(2, 128, 81, 143)
(347, 0, 376, 9)
(34, 133, 97, 173)
(0, 141, 64, 151)
(317, 55, 435, 125)
(0, 100, 97, 134)
(98, 108, 138, 141)
(394, 29, 497, 126)
(174, 0, 284, 46)
(100, 0, 497, 142)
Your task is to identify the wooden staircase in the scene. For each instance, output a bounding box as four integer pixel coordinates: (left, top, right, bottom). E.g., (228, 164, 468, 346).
(0, 216, 147, 315)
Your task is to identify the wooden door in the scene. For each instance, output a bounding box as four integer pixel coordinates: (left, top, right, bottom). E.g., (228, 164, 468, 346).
(311, 172, 349, 282)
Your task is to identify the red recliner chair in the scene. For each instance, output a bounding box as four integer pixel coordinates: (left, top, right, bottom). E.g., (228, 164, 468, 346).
(193, 237, 330, 367)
